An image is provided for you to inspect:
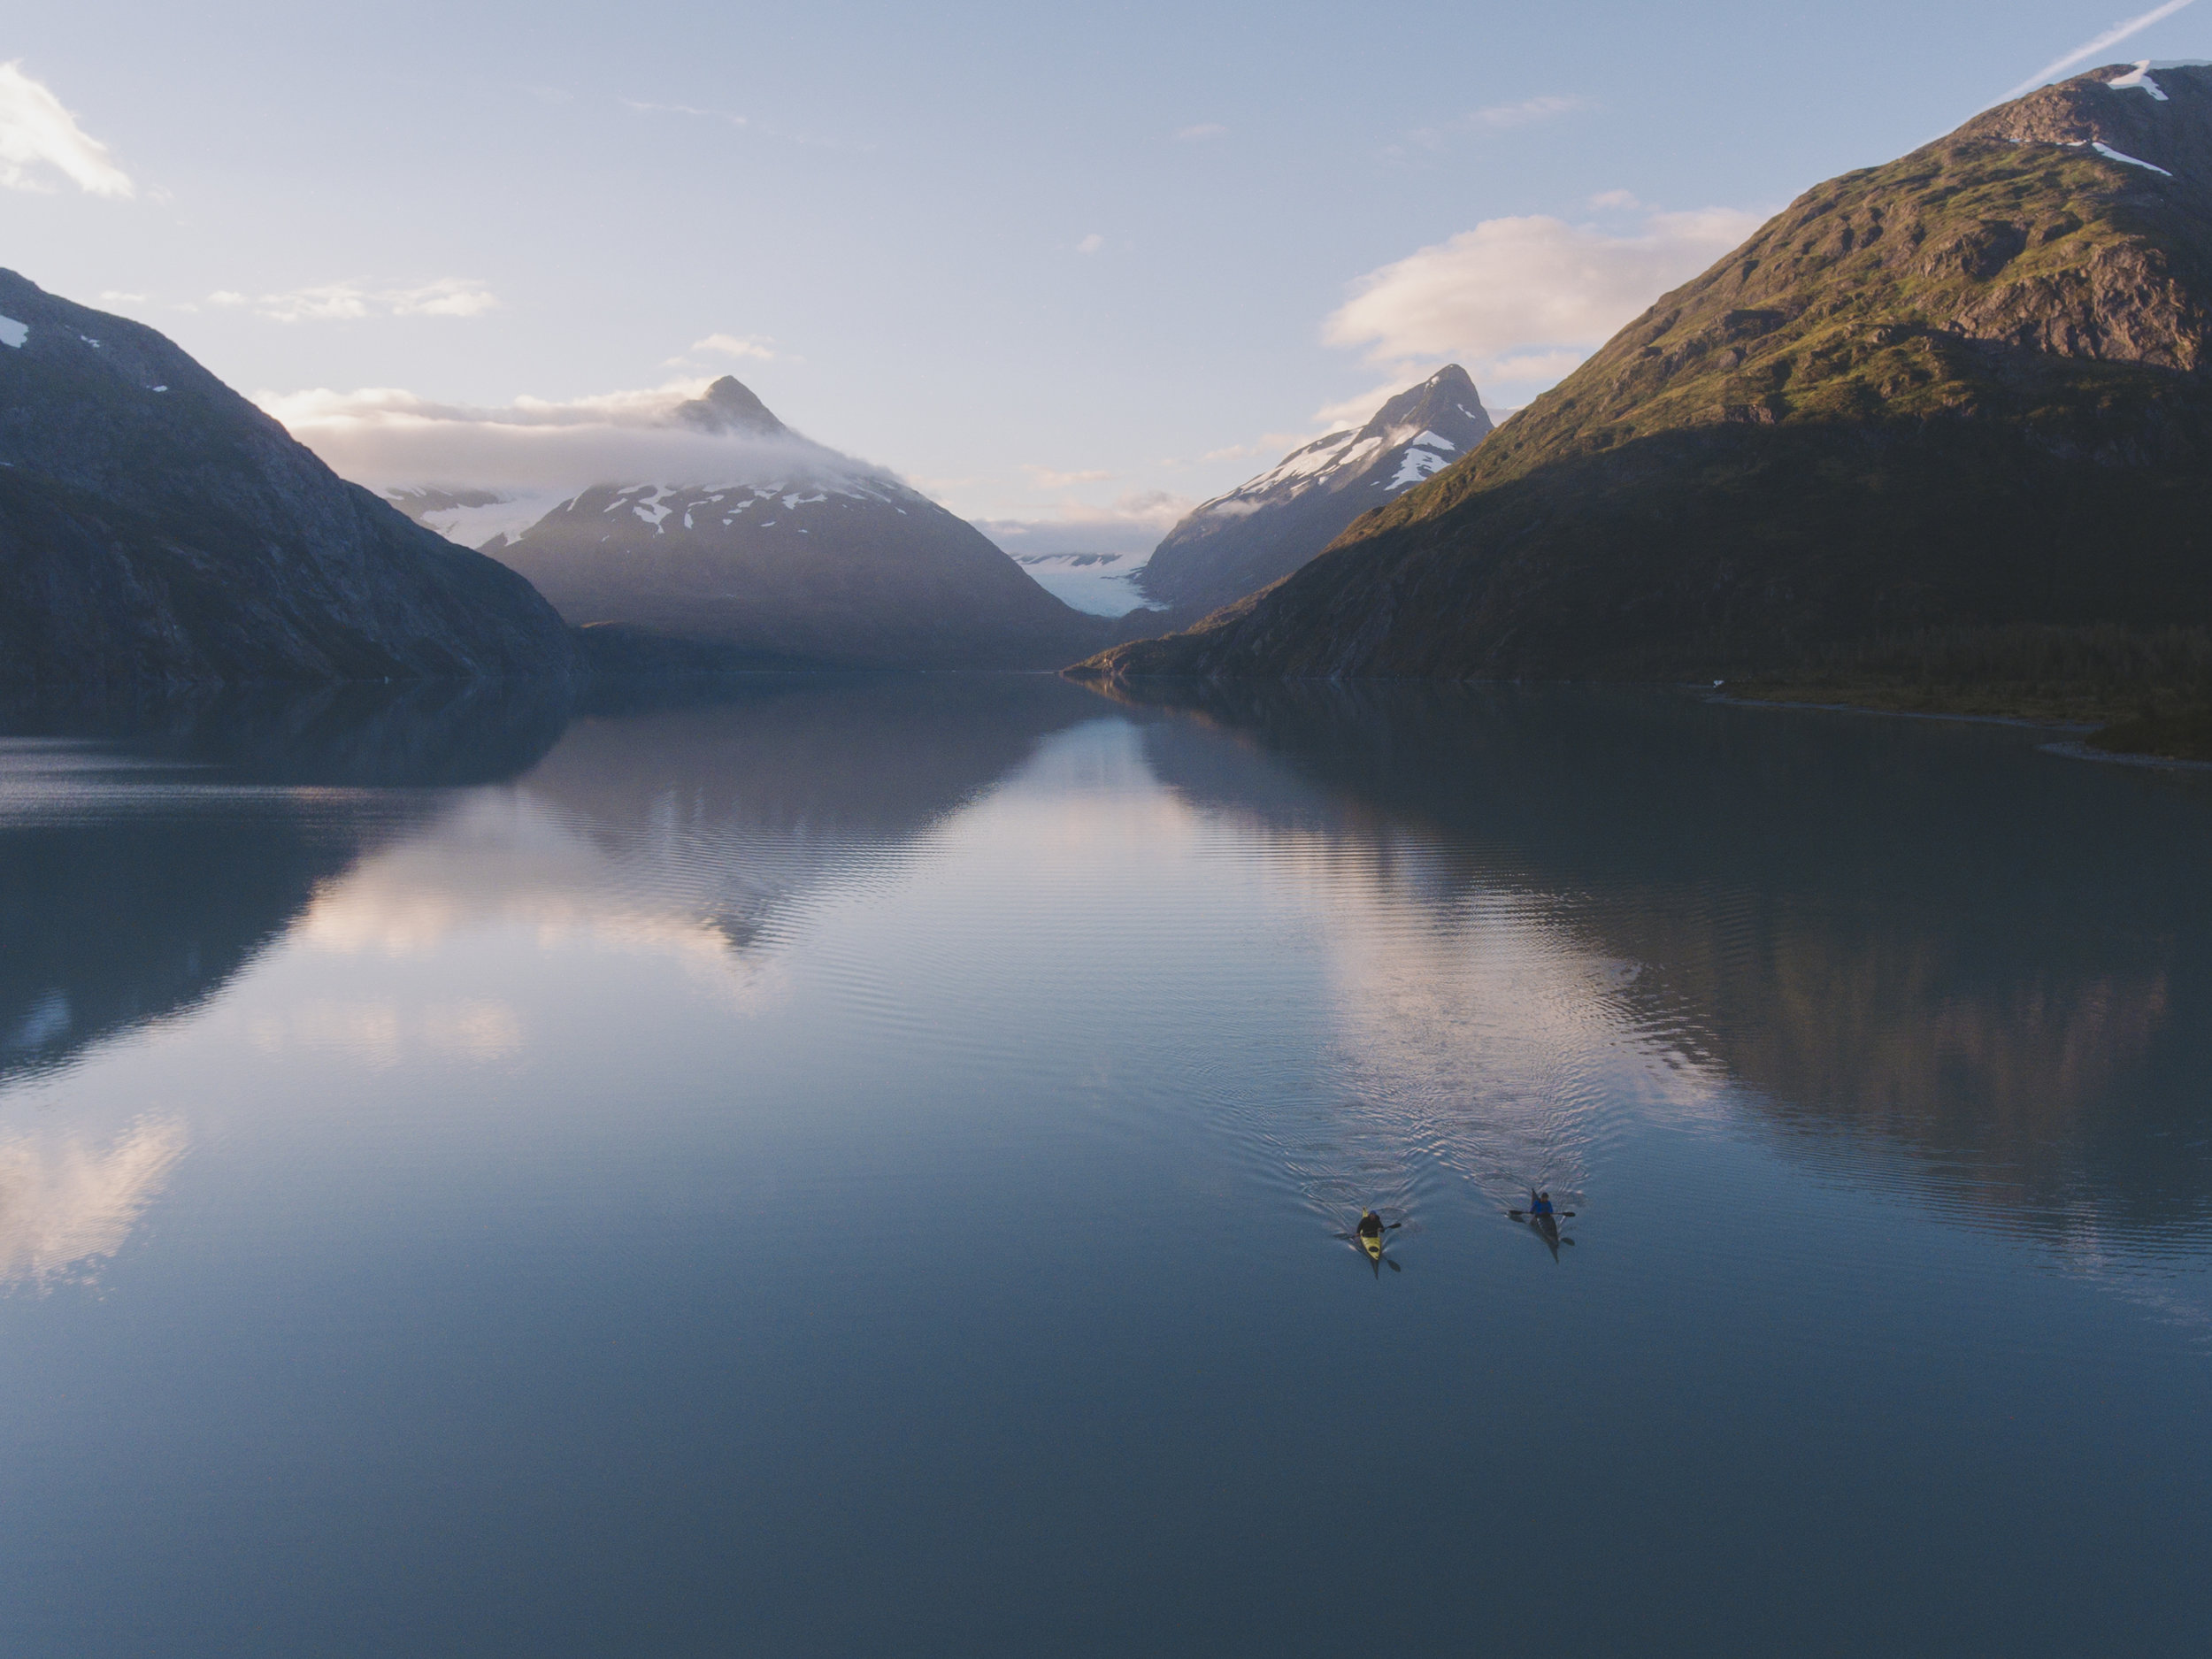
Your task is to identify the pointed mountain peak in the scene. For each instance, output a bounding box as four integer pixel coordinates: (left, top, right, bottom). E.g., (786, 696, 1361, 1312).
(673, 375, 787, 436)
(1361, 365, 1492, 445)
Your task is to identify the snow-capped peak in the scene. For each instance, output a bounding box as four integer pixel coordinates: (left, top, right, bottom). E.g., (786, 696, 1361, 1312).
(1136, 365, 1497, 615)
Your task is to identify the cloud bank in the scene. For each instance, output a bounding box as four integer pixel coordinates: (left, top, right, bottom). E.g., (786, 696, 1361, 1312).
(1325, 206, 1765, 394)
(264, 380, 869, 495)
(0, 61, 134, 198)
(975, 488, 1193, 557)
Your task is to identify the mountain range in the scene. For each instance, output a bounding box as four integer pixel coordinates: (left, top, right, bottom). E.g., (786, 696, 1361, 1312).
(389, 377, 1118, 672)
(1134, 365, 1493, 621)
(0, 273, 574, 686)
(1080, 64, 2212, 683)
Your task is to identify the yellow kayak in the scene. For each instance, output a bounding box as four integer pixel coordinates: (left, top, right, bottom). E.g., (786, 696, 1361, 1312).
(1356, 1212, 1386, 1261)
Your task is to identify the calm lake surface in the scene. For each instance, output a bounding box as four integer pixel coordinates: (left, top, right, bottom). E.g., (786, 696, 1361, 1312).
(1, 674, 2207, 1655)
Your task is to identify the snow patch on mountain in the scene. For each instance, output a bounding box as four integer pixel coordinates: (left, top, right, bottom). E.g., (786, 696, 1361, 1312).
(1135, 365, 1495, 616)
(1388, 434, 1457, 489)
(2108, 62, 2169, 100)
(2093, 140, 2175, 175)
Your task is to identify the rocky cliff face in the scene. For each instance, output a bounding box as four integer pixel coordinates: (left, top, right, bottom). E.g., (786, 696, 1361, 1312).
(0, 272, 577, 687)
(399, 376, 1115, 672)
(1079, 65, 2212, 682)
(1134, 365, 1492, 621)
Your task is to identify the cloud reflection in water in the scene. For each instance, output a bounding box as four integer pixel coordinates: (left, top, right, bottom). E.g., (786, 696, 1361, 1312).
(0, 1117, 184, 1290)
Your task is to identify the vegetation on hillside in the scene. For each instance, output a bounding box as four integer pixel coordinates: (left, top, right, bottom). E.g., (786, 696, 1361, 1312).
(1079, 68, 2212, 737)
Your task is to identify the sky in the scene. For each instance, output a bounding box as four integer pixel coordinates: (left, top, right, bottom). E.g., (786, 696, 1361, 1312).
(6, 0, 2209, 553)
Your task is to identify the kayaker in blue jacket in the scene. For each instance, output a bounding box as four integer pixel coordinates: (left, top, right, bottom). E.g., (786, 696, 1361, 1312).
(1529, 1191, 1555, 1218)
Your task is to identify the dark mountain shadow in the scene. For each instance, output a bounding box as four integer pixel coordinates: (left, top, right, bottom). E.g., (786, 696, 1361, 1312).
(0, 676, 575, 788)
(0, 680, 575, 1088)
(1095, 678, 2212, 1248)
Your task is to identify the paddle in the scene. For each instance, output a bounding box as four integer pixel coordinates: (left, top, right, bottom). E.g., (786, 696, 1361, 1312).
(1507, 1210, 1576, 1220)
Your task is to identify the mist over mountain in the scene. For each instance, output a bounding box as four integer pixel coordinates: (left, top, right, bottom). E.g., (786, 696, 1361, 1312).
(0, 272, 576, 687)
(1134, 365, 1493, 620)
(381, 376, 1118, 671)
(1082, 65, 2212, 683)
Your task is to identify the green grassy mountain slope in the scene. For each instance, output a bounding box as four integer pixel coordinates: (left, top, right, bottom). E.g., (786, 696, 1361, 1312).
(1079, 65, 2212, 682)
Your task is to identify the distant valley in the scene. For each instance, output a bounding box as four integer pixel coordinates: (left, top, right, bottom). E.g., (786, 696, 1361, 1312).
(1010, 551, 1160, 617)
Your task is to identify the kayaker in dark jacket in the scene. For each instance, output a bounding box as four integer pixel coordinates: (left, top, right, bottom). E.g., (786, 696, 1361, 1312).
(1356, 1210, 1385, 1242)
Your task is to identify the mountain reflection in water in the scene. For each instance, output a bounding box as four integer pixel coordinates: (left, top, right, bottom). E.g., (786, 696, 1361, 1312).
(0, 673, 2207, 1655)
(1123, 679, 2212, 1262)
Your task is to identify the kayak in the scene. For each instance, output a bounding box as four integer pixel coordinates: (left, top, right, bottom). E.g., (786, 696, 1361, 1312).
(1525, 1210, 1567, 1260)
(1355, 1210, 1386, 1261)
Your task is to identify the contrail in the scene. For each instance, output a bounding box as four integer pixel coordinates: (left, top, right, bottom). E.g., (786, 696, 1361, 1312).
(1998, 0, 2200, 103)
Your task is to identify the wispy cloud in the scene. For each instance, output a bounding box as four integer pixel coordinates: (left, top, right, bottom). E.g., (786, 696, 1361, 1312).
(214, 278, 500, 323)
(690, 332, 778, 361)
(1471, 94, 1586, 128)
(1998, 0, 2199, 102)
(1076, 233, 1105, 255)
(622, 95, 870, 153)
(1324, 205, 1764, 395)
(1021, 463, 1115, 488)
(1175, 122, 1227, 141)
(1402, 93, 1590, 150)
(0, 61, 134, 198)
(623, 97, 748, 127)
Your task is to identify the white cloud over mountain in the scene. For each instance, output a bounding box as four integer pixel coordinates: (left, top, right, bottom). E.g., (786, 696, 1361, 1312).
(0, 61, 134, 198)
(1324, 206, 1765, 393)
(264, 380, 869, 493)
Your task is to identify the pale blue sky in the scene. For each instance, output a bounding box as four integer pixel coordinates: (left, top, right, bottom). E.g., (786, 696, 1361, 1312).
(7, 0, 2206, 549)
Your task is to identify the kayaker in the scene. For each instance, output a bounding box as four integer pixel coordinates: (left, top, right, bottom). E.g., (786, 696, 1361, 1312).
(1529, 1191, 1555, 1218)
(1356, 1210, 1385, 1244)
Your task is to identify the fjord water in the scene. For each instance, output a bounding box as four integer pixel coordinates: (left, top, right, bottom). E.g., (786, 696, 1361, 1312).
(1, 678, 2207, 1655)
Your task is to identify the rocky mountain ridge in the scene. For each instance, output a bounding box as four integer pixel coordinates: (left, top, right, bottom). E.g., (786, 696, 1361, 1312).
(1134, 365, 1493, 620)
(1079, 65, 2212, 683)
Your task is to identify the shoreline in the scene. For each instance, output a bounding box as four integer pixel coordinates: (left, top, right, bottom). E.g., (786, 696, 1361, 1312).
(1714, 687, 2212, 771)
